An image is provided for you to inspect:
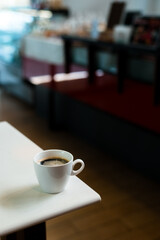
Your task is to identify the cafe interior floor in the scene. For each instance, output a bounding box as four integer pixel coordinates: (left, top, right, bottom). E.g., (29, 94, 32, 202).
(1, 88, 160, 240)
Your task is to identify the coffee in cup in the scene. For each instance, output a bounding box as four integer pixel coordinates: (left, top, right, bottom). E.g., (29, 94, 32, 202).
(40, 158, 69, 166)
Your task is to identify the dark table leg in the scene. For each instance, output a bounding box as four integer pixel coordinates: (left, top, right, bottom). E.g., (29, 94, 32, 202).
(117, 50, 127, 93)
(2, 222, 46, 240)
(63, 39, 72, 74)
(154, 54, 160, 105)
(49, 64, 56, 80)
(48, 87, 56, 130)
(88, 44, 96, 84)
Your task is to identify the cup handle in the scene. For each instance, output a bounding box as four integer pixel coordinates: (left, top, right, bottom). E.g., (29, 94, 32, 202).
(71, 159, 85, 176)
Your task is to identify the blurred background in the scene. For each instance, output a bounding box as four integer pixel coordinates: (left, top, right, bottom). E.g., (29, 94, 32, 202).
(1, 1, 160, 240)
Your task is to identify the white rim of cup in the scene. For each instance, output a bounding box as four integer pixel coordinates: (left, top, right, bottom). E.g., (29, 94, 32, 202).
(34, 149, 73, 167)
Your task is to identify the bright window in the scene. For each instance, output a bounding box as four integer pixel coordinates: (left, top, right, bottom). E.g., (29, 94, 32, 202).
(0, 0, 30, 8)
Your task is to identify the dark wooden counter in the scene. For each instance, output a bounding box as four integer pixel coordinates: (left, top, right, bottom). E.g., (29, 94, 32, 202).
(61, 34, 160, 105)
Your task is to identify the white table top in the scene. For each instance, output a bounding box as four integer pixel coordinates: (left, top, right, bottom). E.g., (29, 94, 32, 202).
(0, 122, 101, 236)
(21, 34, 64, 65)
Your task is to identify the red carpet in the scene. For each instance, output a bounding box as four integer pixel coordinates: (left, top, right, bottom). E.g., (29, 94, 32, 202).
(47, 73, 160, 134)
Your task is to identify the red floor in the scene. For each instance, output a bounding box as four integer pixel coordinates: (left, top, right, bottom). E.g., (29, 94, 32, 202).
(46, 73, 160, 134)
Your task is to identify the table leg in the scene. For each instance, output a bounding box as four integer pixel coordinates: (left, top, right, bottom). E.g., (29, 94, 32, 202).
(64, 39, 72, 74)
(88, 44, 96, 84)
(48, 88, 55, 130)
(49, 64, 56, 80)
(154, 54, 160, 105)
(2, 222, 46, 240)
(117, 50, 127, 93)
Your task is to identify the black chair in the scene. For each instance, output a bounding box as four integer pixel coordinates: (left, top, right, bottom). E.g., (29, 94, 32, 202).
(124, 11, 142, 26)
(107, 1, 126, 29)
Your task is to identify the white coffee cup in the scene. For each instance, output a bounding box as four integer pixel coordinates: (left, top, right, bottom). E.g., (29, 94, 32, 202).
(33, 149, 85, 193)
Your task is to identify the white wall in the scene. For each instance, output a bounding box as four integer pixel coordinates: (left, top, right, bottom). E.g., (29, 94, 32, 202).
(63, 0, 160, 17)
(145, 0, 160, 15)
(1, 0, 160, 17)
(64, 0, 148, 16)
(126, 0, 148, 11)
(64, 0, 111, 15)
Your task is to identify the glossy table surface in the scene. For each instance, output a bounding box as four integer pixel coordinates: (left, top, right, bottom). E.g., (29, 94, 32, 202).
(0, 122, 101, 237)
